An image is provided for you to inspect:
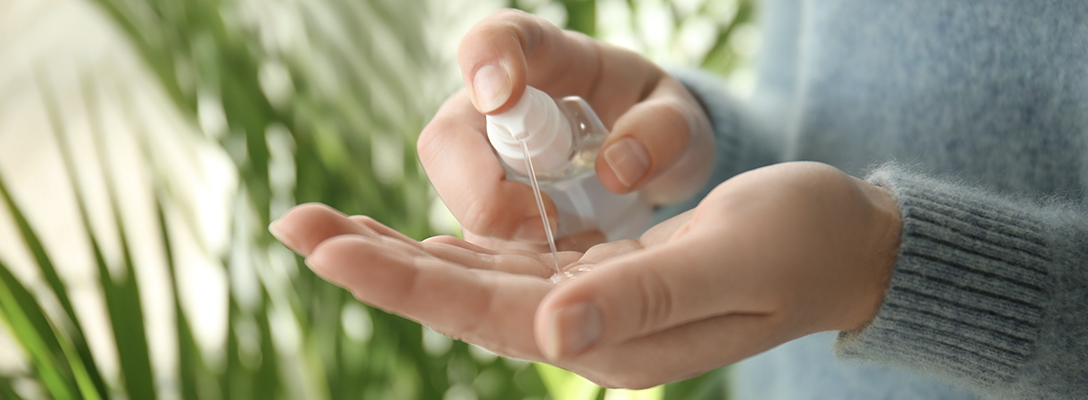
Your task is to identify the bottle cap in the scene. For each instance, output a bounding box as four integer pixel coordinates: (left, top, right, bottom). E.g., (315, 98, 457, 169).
(486, 86, 573, 175)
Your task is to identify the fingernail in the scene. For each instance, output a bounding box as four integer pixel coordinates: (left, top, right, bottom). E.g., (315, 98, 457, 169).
(268, 219, 298, 250)
(604, 137, 650, 188)
(514, 217, 554, 244)
(472, 64, 512, 113)
(544, 302, 602, 359)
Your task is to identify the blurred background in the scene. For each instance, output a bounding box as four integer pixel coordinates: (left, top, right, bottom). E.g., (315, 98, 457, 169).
(0, 0, 759, 398)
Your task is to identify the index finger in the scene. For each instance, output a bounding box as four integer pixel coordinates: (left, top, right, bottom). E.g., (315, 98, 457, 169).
(458, 9, 602, 114)
(458, 9, 661, 126)
(417, 90, 561, 243)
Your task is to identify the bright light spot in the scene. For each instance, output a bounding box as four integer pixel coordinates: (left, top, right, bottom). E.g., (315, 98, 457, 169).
(12, 377, 43, 400)
(597, 0, 642, 52)
(672, 0, 707, 18)
(518, 0, 549, 9)
(728, 23, 762, 59)
(269, 305, 301, 356)
(196, 91, 227, 139)
(341, 302, 373, 343)
(172, 211, 229, 370)
(678, 16, 718, 63)
(472, 368, 504, 398)
(602, 383, 664, 400)
(636, 0, 675, 58)
(536, 3, 568, 28)
(443, 383, 478, 400)
(728, 67, 758, 100)
(428, 197, 461, 237)
(468, 344, 497, 363)
(69, 286, 120, 386)
(422, 325, 453, 356)
(705, 0, 740, 25)
(502, 356, 529, 369)
(259, 60, 295, 110)
(0, 325, 27, 374)
(228, 240, 259, 315)
(371, 132, 404, 187)
(196, 142, 237, 255)
(266, 123, 297, 219)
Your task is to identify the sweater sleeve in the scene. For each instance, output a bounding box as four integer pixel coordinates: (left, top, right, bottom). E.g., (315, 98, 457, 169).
(836, 165, 1088, 399)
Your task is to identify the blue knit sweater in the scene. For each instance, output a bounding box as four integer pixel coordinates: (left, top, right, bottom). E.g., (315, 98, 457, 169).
(668, 1, 1088, 398)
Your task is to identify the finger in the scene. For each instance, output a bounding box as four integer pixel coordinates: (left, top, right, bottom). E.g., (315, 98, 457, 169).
(534, 234, 779, 360)
(419, 240, 562, 278)
(637, 209, 694, 247)
(596, 75, 715, 200)
(555, 229, 607, 253)
(417, 91, 559, 243)
(459, 9, 663, 128)
(424, 234, 584, 272)
(458, 9, 601, 114)
(460, 226, 605, 253)
(461, 227, 552, 252)
(549, 239, 644, 283)
(561, 313, 790, 389)
(423, 235, 500, 254)
(556, 239, 642, 273)
(306, 234, 552, 360)
(270, 203, 405, 256)
(348, 215, 417, 243)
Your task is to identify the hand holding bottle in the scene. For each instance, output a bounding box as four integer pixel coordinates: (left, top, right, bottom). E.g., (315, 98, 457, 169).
(418, 9, 715, 250)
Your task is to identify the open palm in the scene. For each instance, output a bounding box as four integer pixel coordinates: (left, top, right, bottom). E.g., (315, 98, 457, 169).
(270, 162, 902, 389)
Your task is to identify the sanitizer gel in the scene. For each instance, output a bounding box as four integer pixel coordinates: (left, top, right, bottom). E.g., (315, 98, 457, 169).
(486, 86, 653, 243)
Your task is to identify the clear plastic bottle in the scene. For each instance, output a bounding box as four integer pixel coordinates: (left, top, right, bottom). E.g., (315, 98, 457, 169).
(486, 86, 652, 241)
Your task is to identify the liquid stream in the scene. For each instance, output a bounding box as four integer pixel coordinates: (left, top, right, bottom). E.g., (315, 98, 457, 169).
(519, 139, 561, 276)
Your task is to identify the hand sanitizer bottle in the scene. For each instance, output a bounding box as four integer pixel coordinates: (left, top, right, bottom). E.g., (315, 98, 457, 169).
(486, 86, 652, 241)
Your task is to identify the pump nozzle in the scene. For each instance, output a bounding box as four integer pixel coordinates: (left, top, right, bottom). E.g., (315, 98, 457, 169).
(486, 86, 573, 176)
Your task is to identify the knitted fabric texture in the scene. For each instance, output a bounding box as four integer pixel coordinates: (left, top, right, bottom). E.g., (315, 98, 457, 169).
(665, 0, 1088, 398)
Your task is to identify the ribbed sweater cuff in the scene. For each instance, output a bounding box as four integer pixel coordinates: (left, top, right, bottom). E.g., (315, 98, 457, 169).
(837, 167, 1052, 387)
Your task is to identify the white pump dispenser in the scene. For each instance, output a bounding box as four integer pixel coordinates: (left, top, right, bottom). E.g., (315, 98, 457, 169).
(486, 86, 652, 241)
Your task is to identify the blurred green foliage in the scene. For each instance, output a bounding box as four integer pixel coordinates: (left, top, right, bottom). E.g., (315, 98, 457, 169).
(0, 0, 753, 398)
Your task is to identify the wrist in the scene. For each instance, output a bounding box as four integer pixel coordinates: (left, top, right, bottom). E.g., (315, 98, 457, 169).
(845, 180, 903, 331)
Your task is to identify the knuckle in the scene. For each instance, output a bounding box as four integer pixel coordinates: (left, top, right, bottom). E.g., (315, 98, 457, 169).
(416, 122, 447, 166)
(461, 197, 505, 238)
(416, 133, 439, 167)
(348, 215, 377, 225)
(661, 100, 700, 151)
(460, 9, 530, 52)
(633, 268, 675, 334)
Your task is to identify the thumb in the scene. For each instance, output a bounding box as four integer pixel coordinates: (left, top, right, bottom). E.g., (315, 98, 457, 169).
(457, 10, 533, 114)
(533, 236, 742, 360)
(457, 9, 603, 114)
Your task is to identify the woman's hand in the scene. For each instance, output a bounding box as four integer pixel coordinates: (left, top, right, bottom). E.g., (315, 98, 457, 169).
(418, 9, 715, 251)
(270, 162, 902, 389)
